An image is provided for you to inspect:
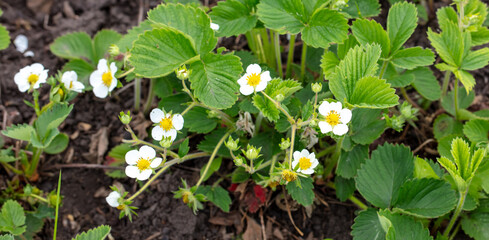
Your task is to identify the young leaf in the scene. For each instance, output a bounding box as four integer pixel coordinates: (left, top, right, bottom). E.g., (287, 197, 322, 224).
(200, 157, 223, 183)
(178, 138, 190, 157)
(351, 209, 386, 240)
(0, 200, 26, 236)
(414, 157, 441, 179)
(93, 29, 122, 61)
(349, 76, 399, 109)
(433, 114, 463, 141)
(336, 144, 369, 179)
(427, 20, 467, 67)
(351, 19, 390, 57)
(471, 27, 489, 46)
(463, 119, 489, 144)
(342, 0, 381, 18)
(460, 48, 489, 71)
(0, 25, 10, 50)
(454, 69, 476, 94)
(356, 144, 414, 208)
(393, 178, 457, 218)
(407, 67, 441, 101)
(130, 28, 198, 78)
(0, 235, 14, 240)
(350, 109, 386, 145)
(72, 225, 111, 240)
(286, 176, 314, 206)
(189, 52, 242, 109)
(320, 51, 339, 78)
(184, 107, 218, 133)
(2, 124, 35, 142)
(148, 3, 217, 54)
(44, 133, 69, 154)
(461, 199, 489, 240)
(301, 9, 349, 48)
(256, 0, 305, 34)
(50, 32, 95, 63)
(35, 103, 73, 140)
(252, 94, 280, 122)
(198, 186, 232, 212)
(335, 176, 356, 202)
(209, 0, 258, 37)
(390, 47, 435, 70)
(387, 2, 418, 54)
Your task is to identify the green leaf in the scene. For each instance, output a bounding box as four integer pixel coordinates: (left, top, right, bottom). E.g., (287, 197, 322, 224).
(302, 9, 349, 48)
(320, 51, 340, 78)
(209, 0, 258, 37)
(349, 76, 399, 109)
(463, 119, 489, 144)
(351, 209, 386, 240)
(93, 29, 121, 61)
(451, 138, 472, 180)
(35, 103, 73, 140)
(380, 210, 432, 240)
(471, 27, 489, 46)
(454, 69, 476, 93)
(232, 167, 251, 183)
(350, 109, 386, 145)
(0, 25, 10, 50)
(199, 186, 232, 212)
(461, 48, 489, 71)
(2, 124, 35, 142)
(433, 114, 463, 140)
(158, 93, 192, 113)
(72, 225, 111, 240)
(390, 47, 435, 70)
(337, 34, 359, 59)
(189, 52, 242, 109)
(184, 107, 218, 133)
(428, 20, 467, 67)
(148, 4, 217, 54)
(249, 130, 281, 161)
(351, 19, 390, 57)
(24, 213, 44, 239)
(178, 138, 190, 158)
(387, 2, 418, 54)
(198, 128, 232, 158)
(44, 133, 69, 154)
(116, 20, 153, 52)
(407, 67, 441, 101)
(286, 176, 314, 206)
(393, 178, 457, 218)
(63, 59, 95, 87)
(342, 0, 381, 18)
(252, 94, 280, 122)
(256, 0, 305, 34)
(383, 65, 415, 88)
(356, 144, 414, 208)
(0, 235, 13, 240)
(335, 176, 356, 202)
(130, 28, 198, 78)
(337, 144, 369, 179)
(200, 157, 222, 183)
(414, 157, 441, 179)
(0, 200, 26, 236)
(441, 88, 475, 116)
(50, 32, 95, 63)
(461, 199, 489, 240)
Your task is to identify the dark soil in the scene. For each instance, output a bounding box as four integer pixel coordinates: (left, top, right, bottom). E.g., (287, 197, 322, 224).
(0, 0, 485, 239)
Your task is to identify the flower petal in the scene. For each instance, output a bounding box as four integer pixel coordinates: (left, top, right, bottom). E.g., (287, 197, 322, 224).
(293, 151, 301, 161)
(300, 149, 309, 158)
(125, 166, 139, 178)
(311, 158, 319, 169)
(109, 62, 118, 74)
(30, 63, 44, 73)
(108, 77, 117, 92)
(246, 64, 261, 74)
(125, 149, 140, 165)
(89, 70, 102, 87)
(261, 71, 271, 82)
(329, 102, 342, 113)
(167, 129, 177, 142)
(93, 85, 109, 98)
(301, 168, 315, 175)
(106, 191, 120, 207)
(17, 83, 30, 92)
(254, 77, 268, 92)
(318, 101, 331, 116)
(97, 59, 108, 72)
(240, 84, 254, 95)
(340, 108, 352, 124)
(237, 75, 248, 86)
(72, 81, 85, 92)
(151, 126, 164, 141)
(318, 121, 332, 134)
(309, 152, 316, 161)
(150, 157, 162, 168)
(172, 114, 184, 130)
(137, 169, 152, 181)
(150, 108, 165, 123)
(62, 71, 77, 85)
(332, 124, 349, 136)
(139, 145, 156, 159)
(292, 159, 299, 169)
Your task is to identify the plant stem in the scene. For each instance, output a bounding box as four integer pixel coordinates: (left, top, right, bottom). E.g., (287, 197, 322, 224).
(53, 171, 62, 240)
(195, 102, 234, 126)
(454, 79, 459, 120)
(274, 31, 283, 78)
(260, 29, 274, 67)
(195, 130, 233, 187)
(326, 182, 367, 210)
(379, 60, 388, 79)
(443, 190, 468, 237)
(29, 193, 49, 203)
(269, 154, 278, 174)
(442, 71, 451, 96)
(33, 90, 40, 116)
(285, 34, 296, 78)
(288, 124, 297, 169)
(254, 30, 267, 64)
(316, 145, 336, 158)
(25, 148, 43, 178)
(134, 78, 141, 112)
(245, 31, 258, 58)
(300, 43, 307, 81)
(254, 112, 264, 136)
(143, 78, 155, 115)
(261, 92, 295, 124)
(181, 102, 197, 116)
(449, 221, 462, 240)
(324, 136, 344, 178)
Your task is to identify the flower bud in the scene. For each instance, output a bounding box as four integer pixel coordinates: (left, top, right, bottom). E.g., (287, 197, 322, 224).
(281, 169, 297, 183)
(159, 136, 173, 148)
(309, 119, 318, 128)
(108, 44, 120, 56)
(279, 138, 291, 150)
(119, 111, 132, 125)
(176, 65, 191, 80)
(243, 145, 261, 160)
(275, 94, 285, 102)
(311, 82, 322, 93)
(233, 155, 245, 166)
(225, 136, 239, 151)
(207, 110, 220, 119)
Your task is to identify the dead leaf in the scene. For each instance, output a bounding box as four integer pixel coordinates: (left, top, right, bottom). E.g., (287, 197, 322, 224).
(86, 127, 109, 164)
(130, 112, 152, 139)
(273, 228, 284, 240)
(209, 216, 235, 226)
(64, 147, 74, 163)
(77, 122, 92, 131)
(69, 130, 79, 140)
(27, 0, 54, 15)
(93, 187, 110, 198)
(243, 216, 263, 240)
(63, 1, 78, 19)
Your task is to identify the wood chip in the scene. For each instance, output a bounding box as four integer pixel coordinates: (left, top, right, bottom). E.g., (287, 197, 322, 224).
(243, 216, 263, 240)
(26, 0, 54, 15)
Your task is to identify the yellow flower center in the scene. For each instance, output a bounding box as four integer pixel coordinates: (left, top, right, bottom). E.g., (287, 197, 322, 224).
(102, 71, 112, 87)
(159, 117, 173, 131)
(299, 157, 312, 170)
(136, 158, 151, 171)
(69, 81, 73, 89)
(27, 74, 39, 85)
(116, 204, 124, 210)
(182, 192, 190, 204)
(326, 110, 340, 126)
(246, 73, 261, 87)
(281, 170, 297, 182)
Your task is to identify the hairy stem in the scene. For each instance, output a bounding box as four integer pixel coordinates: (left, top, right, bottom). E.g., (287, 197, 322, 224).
(443, 190, 467, 237)
(262, 91, 295, 124)
(454, 79, 459, 120)
(143, 78, 155, 115)
(25, 148, 43, 178)
(442, 71, 451, 96)
(300, 43, 307, 81)
(285, 34, 296, 78)
(195, 130, 233, 187)
(274, 31, 283, 78)
(288, 124, 297, 169)
(134, 78, 141, 112)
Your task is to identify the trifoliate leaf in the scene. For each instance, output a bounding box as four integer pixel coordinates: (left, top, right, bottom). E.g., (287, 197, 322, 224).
(349, 76, 399, 109)
(0, 200, 26, 236)
(427, 20, 469, 67)
(342, 0, 381, 18)
(286, 176, 314, 206)
(387, 2, 418, 54)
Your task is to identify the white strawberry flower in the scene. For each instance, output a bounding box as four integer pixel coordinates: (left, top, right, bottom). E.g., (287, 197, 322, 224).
(210, 23, 220, 31)
(106, 191, 122, 208)
(14, 63, 48, 92)
(237, 64, 271, 96)
(292, 149, 319, 175)
(61, 71, 84, 93)
(125, 145, 162, 181)
(318, 101, 352, 136)
(89, 59, 118, 98)
(150, 108, 184, 142)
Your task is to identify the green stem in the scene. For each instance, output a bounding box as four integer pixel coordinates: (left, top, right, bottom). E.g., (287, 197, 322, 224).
(260, 29, 274, 67)
(325, 136, 344, 178)
(443, 190, 468, 237)
(29, 193, 49, 203)
(254, 30, 267, 64)
(134, 78, 141, 112)
(449, 221, 462, 240)
(442, 71, 451, 96)
(195, 102, 234, 126)
(181, 102, 196, 116)
(262, 92, 295, 124)
(316, 145, 336, 158)
(269, 154, 278, 174)
(195, 130, 233, 187)
(379, 60, 388, 79)
(245, 31, 258, 57)
(33, 90, 40, 116)
(26, 148, 43, 178)
(454, 79, 459, 120)
(254, 112, 264, 136)
(1, 162, 23, 175)
(300, 43, 308, 81)
(288, 124, 297, 169)
(285, 34, 296, 78)
(326, 182, 367, 210)
(143, 78, 156, 115)
(53, 171, 62, 240)
(274, 31, 283, 78)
